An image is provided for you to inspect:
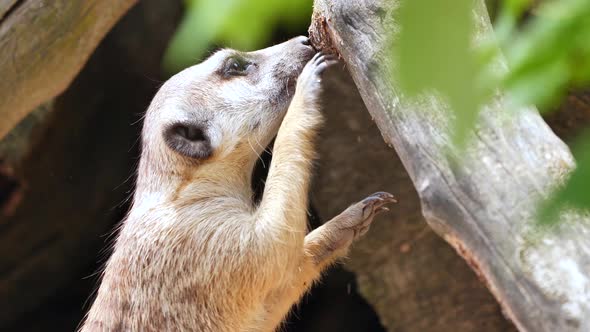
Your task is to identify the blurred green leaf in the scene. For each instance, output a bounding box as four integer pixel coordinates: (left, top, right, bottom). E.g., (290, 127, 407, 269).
(396, 0, 483, 146)
(163, 0, 311, 74)
(500, 0, 590, 111)
(163, 0, 240, 74)
(504, 57, 570, 108)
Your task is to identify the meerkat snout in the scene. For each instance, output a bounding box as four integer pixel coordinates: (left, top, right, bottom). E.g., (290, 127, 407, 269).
(81, 37, 395, 332)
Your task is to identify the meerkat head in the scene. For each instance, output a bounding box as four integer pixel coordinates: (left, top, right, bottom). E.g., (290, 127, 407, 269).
(137, 36, 315, 193)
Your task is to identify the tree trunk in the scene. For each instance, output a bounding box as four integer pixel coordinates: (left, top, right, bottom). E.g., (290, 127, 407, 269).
(309, 0, 590, 331)
(0, 0, 138, 140)
(312, 67, 517, 331)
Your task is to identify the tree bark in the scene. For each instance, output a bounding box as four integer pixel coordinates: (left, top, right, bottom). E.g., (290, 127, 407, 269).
(0, 0, 138, 140)
(312, 67, 517, 331)
(309, 0, 590, 331)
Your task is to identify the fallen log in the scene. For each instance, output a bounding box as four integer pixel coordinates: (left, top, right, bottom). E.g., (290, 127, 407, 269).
(309, 0, 590, 331)
(0, 0, 138, 139)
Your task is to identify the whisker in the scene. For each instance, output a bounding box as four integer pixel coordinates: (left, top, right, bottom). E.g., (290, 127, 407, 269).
(286, 77, 291, 97)
(253, 135, 272, 157)
(248, 136, 266, 168)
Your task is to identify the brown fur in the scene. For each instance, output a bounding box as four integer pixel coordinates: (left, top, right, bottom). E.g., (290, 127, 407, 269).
(81, 37, 395, 332)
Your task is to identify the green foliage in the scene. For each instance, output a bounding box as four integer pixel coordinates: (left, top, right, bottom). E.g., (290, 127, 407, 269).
(494, 0, 590, 224)
(396, 0, 483, 146)
(394, 0, 590, 224)
(499, 0, 590, 110)
(163, 0, 312, 74)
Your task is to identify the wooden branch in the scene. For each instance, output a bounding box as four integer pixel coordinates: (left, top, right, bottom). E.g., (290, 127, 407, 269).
(0, 0, 138, 140)
(310, 0, 590, 331)
(0, 1, 18, 20)
(312, 67, 516, 331)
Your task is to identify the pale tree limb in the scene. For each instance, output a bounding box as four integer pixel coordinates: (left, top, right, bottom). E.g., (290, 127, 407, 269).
(312, 67, 517, 331)
(310, 0, 590, 331)
(0, 0, 138, 139)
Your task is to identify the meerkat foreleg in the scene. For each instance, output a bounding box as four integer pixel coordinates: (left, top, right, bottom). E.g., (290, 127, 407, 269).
(255, 53, 334, 255)
(253, 53, 335, 331)
(261, 192, 396, 331)
(254, 51, 397, 332)
(304, 192, 396, 269)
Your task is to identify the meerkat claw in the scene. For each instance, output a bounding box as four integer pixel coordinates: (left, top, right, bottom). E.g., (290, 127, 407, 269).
(361, 191, 397, 219)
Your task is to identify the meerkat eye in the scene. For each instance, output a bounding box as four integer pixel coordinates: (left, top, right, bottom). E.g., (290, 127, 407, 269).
(222, 56, 252, 76)
(230, 60, 243, 71)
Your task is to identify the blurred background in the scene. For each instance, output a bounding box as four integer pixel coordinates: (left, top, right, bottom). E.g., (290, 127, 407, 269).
(0, 0, 589, 331)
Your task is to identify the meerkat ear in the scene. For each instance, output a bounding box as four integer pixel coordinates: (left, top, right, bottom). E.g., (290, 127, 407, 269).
(163, 122, 212, 159)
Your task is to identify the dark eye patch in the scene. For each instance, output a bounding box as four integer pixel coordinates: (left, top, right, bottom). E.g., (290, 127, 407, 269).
(218, 53, 254, 78)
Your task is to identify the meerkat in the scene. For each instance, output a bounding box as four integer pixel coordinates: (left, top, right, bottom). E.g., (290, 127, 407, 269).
(80, 36, 396, 332)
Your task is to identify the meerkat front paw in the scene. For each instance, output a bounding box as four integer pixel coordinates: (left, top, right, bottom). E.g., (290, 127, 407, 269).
(339, 192, 397, 240)
(294, 52, 338, 105)
(304, 192, 396, 266)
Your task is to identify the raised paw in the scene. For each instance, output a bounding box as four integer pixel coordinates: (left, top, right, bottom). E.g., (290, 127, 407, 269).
(329, 192, 396, 241)
(304, 191, 396, 267)
(295, 52, 338, 101)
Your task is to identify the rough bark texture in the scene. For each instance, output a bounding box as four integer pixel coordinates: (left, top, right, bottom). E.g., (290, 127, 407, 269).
(0, 0, 138, 140)
(310, 0, 590, 331)
(312, 67, 517, 331)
